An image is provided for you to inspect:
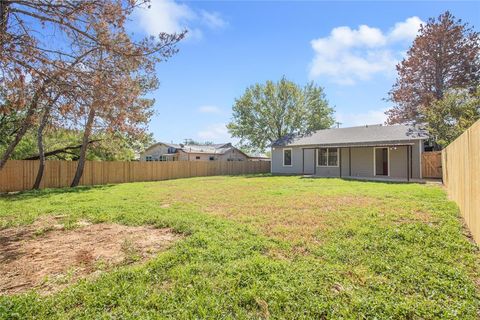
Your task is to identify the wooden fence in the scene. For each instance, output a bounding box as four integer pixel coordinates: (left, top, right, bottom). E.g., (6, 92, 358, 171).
(0, 160, 271, 193)
(422, 151, 442, 178)
(442, 119, 480, 244)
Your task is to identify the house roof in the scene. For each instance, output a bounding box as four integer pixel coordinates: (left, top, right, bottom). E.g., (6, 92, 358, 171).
(143, 141, 258, 159)
(272, 124, 429, 147)
(144, 142, 181, 152)
(180, 143, 232, 154)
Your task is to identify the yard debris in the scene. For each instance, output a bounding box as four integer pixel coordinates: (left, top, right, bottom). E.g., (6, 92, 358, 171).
(0, 217, 181, 295)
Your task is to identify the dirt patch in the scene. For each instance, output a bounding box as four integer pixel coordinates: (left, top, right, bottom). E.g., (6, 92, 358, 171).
(0, 218, 181, 295)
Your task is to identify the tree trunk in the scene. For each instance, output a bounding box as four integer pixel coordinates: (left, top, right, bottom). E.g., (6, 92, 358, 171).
(32, 92, 62, 189)
(0, 92, 41, 170)
(24, 139, 101, 160)
(70, 106, 96, 187)
(32, 108, 50, 189)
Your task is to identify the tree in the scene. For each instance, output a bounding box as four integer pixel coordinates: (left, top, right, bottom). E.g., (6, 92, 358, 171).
(227, 77, 334, 152)
(0, 0, 104, 169)
(424, 87, 480, 148)
(386, 11, 480, 124)
(183, 139, 214, 146)
(0, 1, 184, 189)
(0, 0, 185, 177)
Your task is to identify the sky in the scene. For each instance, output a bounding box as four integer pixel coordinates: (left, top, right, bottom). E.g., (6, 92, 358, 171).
(128, 0, 480, 144)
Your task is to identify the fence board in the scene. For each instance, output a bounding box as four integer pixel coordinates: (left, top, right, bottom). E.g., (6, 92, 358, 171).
(442, 119, 480, 244)
(0, 160, 270, 193)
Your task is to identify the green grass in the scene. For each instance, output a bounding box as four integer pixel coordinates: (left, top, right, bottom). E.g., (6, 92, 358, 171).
(0, 175, 479, 319)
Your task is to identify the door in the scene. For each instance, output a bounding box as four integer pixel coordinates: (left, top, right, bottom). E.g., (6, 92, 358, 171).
(375, 147, 389, 176)
(303, 149, 315, 174)
(422, 151, 442, 178)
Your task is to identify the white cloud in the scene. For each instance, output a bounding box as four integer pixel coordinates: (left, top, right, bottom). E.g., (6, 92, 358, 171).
(389, 16, 423, 42)
(136, 0, 195, 35)
(200, 10, 227, 29)
(309, 16, 423, 84)
(197, 123, 232, 142)
(336, 108, 388, 127)
(198, 105, 222, 114)
(134, 0, 226, 40)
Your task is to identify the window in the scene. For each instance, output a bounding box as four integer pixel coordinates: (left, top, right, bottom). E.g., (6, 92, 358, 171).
(317, 148, 338, 167)
(209, 156, 215, 161)
(145, 155, 153, 162)
(283, 148, 292, 166)
(328, 148, 338, 166)
(318, 148, 328, 166)
(195, 156, 201, 160)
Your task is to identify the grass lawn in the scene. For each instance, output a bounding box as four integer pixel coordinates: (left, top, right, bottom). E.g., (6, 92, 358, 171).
(0, 175, 479, 319)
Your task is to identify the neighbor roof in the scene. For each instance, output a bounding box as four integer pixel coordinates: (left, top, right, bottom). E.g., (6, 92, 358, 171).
(272, 124, 429, 147)
(144, 142, 181, 152)
(180, 143, 232, 154)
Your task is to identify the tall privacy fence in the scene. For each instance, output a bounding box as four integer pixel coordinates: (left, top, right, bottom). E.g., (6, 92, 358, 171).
(442, 119, 480, 244)
(0, 160, 271, 193)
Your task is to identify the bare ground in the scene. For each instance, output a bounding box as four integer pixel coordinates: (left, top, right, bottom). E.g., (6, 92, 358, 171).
(0, 217, 180, 295)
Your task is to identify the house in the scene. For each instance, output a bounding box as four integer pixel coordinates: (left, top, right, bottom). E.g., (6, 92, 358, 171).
(140, 142, 181, 161)
(140, 142, 252, 162)
(271, 124, 429, 181)
(176, 143, 250, 161)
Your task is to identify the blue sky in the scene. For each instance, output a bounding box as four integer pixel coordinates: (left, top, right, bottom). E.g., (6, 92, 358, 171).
(129, 1, 480, 144)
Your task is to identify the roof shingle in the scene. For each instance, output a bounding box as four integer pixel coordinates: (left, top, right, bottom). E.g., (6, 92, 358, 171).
(272, 124, 428, 147)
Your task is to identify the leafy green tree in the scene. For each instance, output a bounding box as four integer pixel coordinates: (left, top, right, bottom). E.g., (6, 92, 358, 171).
(424, 87, 480, 148)
(183, 139, 215, 146)
(87, 132, 155, 161)
(227, 77, 334, 152)
(0, 128, 155, 161)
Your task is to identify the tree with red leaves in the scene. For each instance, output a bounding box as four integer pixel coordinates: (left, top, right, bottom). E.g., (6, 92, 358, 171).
(386, 11, 480, 125)
(0, 1, 185, 188)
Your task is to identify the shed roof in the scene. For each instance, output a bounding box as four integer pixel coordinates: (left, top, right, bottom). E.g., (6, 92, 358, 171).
(272, 124, 428, 147)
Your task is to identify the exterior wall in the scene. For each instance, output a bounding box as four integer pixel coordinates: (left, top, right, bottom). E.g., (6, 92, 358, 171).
(388, 141, 422, 179)
(303, 149, 315, 174)
(140, 144, 170, 161)
(272, 142, 423, 179)
(389, 146, 407, 178)
(412, 140, 422, 178)
(315, 148, 342, 177)
(271, 146, 303, 174)
(217, 148, 248, 161)
(349, 147, 374, 177)
(177, 148, 248, 162)
(178, 152, 214, 161)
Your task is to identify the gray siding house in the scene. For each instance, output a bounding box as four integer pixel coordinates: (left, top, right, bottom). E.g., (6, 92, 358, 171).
(271, 124, 429, 181)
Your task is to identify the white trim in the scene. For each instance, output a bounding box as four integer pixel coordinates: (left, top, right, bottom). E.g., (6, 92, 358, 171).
(316, 148, 339, 167)
(270, 147, 273, 173)
(283, 148, 293, 167)
(373, 147, 390, 176)
(419, 141, 422, 179)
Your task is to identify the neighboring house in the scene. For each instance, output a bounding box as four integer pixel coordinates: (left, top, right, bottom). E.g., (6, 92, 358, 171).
(176, 143, 249, 161)
(140, 142, 180, 161)
(271, 124, 429, 181)
(140, 142, 253, 162)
